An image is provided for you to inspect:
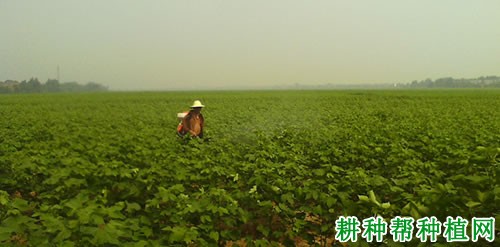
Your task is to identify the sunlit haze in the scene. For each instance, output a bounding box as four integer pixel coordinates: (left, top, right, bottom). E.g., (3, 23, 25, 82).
(1, 1, 499, 90)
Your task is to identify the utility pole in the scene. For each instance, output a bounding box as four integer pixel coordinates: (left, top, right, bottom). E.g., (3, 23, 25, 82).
(57, 65, 60, 82)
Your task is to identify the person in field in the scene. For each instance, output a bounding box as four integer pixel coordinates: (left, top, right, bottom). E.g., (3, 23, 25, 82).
(177, 100, 205, 138)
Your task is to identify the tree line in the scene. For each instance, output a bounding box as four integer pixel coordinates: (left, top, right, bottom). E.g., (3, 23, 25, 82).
(0, 78, 108, 94)
(397, 76, 500, 88)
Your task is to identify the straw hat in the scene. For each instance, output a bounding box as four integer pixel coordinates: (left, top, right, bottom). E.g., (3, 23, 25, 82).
(191, 100, 205, 108)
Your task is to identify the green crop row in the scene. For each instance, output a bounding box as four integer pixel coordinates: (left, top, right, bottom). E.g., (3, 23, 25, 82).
(0, 90, 499, 246)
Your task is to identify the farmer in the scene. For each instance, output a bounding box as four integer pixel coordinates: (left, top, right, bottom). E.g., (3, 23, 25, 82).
(177, 100, 205, 138)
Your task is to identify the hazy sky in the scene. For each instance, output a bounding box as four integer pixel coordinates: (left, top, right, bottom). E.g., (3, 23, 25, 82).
(1, 1, 499, 90)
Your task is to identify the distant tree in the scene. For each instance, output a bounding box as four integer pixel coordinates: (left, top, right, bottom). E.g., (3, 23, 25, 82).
(423, 78, 433, 87)
(0, 81, 7, 93)
(60, 82, 81, 92)
(435, 77, 454, 87)
(1, 78, 109, 93)
(17, 80, 29, 93)
(402, 76, 500, 88)
(45, 79, 60, 92)
(26, 77, 42, 93)
(84, 82, 107, 91)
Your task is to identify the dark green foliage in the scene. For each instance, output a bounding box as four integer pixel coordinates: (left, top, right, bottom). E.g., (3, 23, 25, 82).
(0, 90, 498, 246)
